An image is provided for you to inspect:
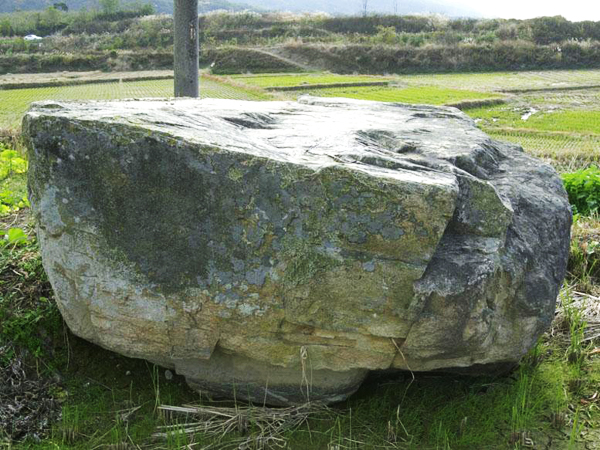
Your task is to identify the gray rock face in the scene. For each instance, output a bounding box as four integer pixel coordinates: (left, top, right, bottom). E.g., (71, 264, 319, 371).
(24, 96, 571, 405)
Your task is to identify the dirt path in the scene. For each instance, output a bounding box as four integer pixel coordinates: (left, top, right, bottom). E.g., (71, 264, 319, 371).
(250, 48, 317, 72)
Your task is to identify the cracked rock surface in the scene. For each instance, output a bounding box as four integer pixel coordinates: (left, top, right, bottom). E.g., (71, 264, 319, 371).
(24, 96, 571, 405)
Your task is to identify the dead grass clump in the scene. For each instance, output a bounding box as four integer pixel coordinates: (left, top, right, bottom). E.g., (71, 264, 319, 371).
(0, 346, 61, 442)
(154, 403, 332, 449)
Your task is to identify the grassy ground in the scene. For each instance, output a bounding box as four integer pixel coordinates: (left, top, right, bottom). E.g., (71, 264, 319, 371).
(0, 76, 269, 130)
(0, 70, 174, 88)
(389, 69, 600, 93)
(280, 85, 500, 105)
(1, 69, 600, 449)
(229, 73, 393, 88)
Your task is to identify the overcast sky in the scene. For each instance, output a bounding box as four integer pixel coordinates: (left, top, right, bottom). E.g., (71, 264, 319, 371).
(454, 0, 600, 21)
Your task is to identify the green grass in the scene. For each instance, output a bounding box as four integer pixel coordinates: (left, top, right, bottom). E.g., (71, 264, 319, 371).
(4, 321, 592, 449)
(231, 72, 393, 88)
(465, 102, 600, 172)
(467, 105, 600, 135)
(287, 85, 500, 105)
(0, 77, 270, 129)
(231, 69, 600, 93)
(284, 356, 571, 449)
(395, 69, 600, 93)
(487, 132, 600, 172)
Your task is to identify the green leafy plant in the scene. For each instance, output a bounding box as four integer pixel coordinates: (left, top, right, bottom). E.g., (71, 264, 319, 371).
(0, 189, 30, 216)
(1, 227, 29, 246)
(562, 166, 600, 216)
(0, 148, 28, 181)
(0, 146, 30, 216)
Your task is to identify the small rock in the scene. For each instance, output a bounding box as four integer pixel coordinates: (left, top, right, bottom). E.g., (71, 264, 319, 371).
(165, 370, 173, 381)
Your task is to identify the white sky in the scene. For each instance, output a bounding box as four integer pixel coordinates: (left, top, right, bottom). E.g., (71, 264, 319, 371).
(454, 0, 600, 21)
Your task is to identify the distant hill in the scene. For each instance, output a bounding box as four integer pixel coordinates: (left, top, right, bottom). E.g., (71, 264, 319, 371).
(241, 0, 481, 17)
(0, 0, 480, 17)
(0, 0, 258, 14)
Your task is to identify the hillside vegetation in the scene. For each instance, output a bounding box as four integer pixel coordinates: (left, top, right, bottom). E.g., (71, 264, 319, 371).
(0, 0, 479, 16)
(0, 0, 256, 14)
(2, 9, 600, 74)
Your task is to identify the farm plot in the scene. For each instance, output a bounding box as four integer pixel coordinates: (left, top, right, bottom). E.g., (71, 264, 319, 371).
(487, 131, 600, 171)
(397, 68, 600, 92)
(233, 69, 600, 93)
(2, 69, 599, 175)
(230, 73, 393, 88)
(235, 71, 599, 173)
(0, 77, 269, 130)
(277, 84, 500, 105)
(468, 105, 600, 135)
(463, 85, 600, 170)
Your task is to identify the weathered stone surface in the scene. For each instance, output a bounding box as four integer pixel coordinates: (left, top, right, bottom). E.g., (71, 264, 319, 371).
(24, 96, 571, 405)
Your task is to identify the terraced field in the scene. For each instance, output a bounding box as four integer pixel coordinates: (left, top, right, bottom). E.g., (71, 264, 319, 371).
(396, 69, 600, 92)
(232, 69, 600, 92)
(279, 85, 500, 105)
(230, 73, 393, 88)
(0, 77, 269, 129)
(2, 69, 598, 172)
(228, 70, 600, 172)
(465, 87, 600, 170)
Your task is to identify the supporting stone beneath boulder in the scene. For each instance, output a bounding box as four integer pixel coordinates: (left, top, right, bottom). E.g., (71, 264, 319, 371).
(24, 96, 571, 405)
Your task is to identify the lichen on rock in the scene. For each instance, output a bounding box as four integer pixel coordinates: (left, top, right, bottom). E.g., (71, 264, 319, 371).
(24, 96, 571, 405)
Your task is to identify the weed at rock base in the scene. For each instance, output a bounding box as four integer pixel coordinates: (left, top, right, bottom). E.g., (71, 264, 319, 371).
(567, 214, 600, 295)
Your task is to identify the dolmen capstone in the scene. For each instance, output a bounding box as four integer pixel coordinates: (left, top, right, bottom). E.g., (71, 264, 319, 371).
(24, 96, 571, 405)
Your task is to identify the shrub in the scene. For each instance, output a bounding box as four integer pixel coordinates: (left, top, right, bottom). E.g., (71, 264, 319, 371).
(562, 166, 600, 215)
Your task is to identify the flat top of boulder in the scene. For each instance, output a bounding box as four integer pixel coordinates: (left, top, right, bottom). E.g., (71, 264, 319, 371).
(25, 96, 497, 187)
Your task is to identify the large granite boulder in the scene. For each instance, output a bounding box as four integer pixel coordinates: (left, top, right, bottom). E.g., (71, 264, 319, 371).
(24, 97, 571, 405)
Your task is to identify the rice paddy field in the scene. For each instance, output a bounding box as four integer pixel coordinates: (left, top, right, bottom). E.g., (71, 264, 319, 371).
(280, 85, 500, 105)
(229, 73, 393, 88)
(2, 68, 600, 449)
(2, 69, 598, 172)
(230, 70, 600, 172)
(0, 77, 268, 130)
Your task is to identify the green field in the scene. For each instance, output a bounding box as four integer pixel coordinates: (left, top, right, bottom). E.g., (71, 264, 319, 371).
(2, 70, 599, 174)
(228, 70, 600, 173)
(231, 69, 600, 92)
(0, 77, 269, 129)
(469, 106, 600, 135)
(487, 131, 600, 170)
(230, 73, 393, 88)
(395, 69, 600, 92)
(282, 85, 500, 105)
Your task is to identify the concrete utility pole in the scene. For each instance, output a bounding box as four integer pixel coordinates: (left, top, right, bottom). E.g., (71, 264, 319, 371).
(361, 0, 368, 17)
(174, 0, 199, 97)
(393, 0, 398, 14)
